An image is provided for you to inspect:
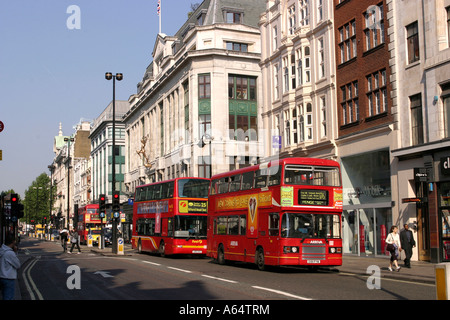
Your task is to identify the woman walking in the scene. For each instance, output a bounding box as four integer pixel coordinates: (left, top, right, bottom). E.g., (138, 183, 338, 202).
(386, 225, 402, 271)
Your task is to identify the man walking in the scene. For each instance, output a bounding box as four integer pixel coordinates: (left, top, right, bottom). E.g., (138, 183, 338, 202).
(400, 224, 416, 268)
(0, 234, 21, 300)
(69, 229, 81, 254)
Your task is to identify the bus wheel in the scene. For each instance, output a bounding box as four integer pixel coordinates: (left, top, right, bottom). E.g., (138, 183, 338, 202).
(256, 248, 265, 271)
(159, 241, 166, 257)
(138, 239, 143, 254)
(217, 244, 225, 265)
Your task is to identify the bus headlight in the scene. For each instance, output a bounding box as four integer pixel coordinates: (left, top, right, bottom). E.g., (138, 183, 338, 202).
(283, 246, 299, 254)
(329, 247, 342, 254)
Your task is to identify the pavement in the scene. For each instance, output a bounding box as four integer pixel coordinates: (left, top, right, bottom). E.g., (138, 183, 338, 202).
(11, 237, 441, 300)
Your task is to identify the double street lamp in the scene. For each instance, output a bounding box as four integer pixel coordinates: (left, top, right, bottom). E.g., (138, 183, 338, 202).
(105, 72, 122, 254)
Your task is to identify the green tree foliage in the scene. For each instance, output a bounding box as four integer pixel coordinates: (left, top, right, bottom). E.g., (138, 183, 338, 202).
(23, 173, 56, 224)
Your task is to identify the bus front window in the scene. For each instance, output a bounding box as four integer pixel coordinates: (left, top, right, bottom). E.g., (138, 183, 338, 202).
(174, 216, 207, 239)
(281, 213, 340, 239)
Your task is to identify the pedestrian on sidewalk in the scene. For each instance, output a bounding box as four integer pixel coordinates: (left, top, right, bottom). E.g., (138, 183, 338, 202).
(69, 229, 81, 254)
(400, 224, 416, 268)
(0, 233, 21, 300)
(386, 225, 402, 272)
(60, 228, 69, 253)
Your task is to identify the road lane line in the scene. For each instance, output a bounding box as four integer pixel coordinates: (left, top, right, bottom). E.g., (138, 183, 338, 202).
(167, 266, 192, 273)
(142, 261, 161, 266)
(201, 274, 238, 283)
(22, 256, 44, 300)
(252, 285, 312, 300)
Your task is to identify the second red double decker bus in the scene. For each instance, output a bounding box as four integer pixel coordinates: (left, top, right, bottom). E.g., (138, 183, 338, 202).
(77, 204, 102, 245)
(207, 157, 343, 271)
(132, 177, 210, 256)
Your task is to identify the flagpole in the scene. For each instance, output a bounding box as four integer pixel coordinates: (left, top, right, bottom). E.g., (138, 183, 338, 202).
(158, 0, 162, 34)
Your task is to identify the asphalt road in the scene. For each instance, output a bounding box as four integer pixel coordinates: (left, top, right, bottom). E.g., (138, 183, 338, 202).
(18, 237, 436, 304)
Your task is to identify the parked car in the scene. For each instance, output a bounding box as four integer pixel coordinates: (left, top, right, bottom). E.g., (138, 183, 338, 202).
(103, 230, 112, 246)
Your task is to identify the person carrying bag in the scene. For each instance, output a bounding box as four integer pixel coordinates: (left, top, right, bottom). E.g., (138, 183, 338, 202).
(385, 225, 402, 272)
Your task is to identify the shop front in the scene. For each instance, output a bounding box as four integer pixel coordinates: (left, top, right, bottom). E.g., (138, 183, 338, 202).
(341, 149, 393, 256)
(437, 154, 450, 262)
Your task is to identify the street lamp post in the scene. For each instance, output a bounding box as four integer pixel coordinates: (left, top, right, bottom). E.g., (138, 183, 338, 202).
(105, 72, 123, 254)
(64, 137, 74, 229)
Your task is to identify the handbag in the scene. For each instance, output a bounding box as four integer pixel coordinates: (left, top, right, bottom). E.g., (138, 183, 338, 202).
(385, 243, 394, 252)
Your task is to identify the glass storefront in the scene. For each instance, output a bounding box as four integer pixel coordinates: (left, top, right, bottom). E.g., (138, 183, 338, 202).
(343, 208, 392, 256)
(439, 182, 450, 261)
(341, 149, 392, 256)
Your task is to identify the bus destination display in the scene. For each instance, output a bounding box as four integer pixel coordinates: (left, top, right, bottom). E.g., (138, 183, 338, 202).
(298, 190, 328, 206)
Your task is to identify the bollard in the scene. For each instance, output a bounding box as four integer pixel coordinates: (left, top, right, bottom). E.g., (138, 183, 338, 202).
(88, 235, 93, 247)
(118, 238, 124, 255)
(435, 263, 450, 300)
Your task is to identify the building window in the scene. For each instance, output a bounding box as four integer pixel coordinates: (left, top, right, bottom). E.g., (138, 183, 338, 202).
(228, 75, 258, 141)
(283, 57, 289, 93)
(226, 41, 248, 52)
(284, 110, 291, 147)
(304, 46, 311, 83)
(299, 0, 309, 26)
(183, 81, 190, 144)
(273, 26, 278, 52)
(410, 94, 424, 145)
(288, 5, 296, 35)
(318, 38, 325, 78)
(447, 6, 450, 47)
(321, 96, 327, 137)
(225, 11, 242, 24)
(366, 69, 387, 117)
(198, 156, 211, 178)
(292, 108, 298, 144)
(305, 102, 313, 140)
(407, 21, 420, 64)
(296, 48, 303, 86)
(228, 75, 256, 101)
(198, 74, 211, 99)
(442, 82, 450, 138)
(317, 0, 323, 22)
(199, 114, 211, 140)
(274, 64, 279, 100)
(341, 81, 359, 125)
(364, 4, 384, 52)
(338, 20, 356, 64)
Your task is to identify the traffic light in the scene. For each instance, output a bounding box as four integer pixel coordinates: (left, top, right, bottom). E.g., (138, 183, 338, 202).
(17, 203, 24, 219)
(112, 191, 120, 214)
(10, 193, 18, 217)
(99, 194, 106, 214)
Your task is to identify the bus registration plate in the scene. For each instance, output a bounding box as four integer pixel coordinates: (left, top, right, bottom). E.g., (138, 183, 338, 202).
(192, 250, 203, 254)
(307, 260, 321, 264)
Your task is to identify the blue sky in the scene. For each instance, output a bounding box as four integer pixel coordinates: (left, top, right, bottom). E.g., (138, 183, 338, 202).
(0, 0, 196, 197)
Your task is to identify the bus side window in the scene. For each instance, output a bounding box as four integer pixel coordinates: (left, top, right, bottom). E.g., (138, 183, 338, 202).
(268, 213, 279, 236)
(268, 165, 281, 186)
(255, 169, 267, 188)
(211, 179, 220, 195)
(241, 171, 254, 190)
(218, 177, 230, 194)
(229, 175, 241, 192)
(239, 215, 246, 235)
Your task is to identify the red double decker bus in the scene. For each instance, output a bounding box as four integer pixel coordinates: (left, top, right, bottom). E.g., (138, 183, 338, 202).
(207, 157, 343, 271)
(132, 177, 210, 256)
(77, 204, 102, 245)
